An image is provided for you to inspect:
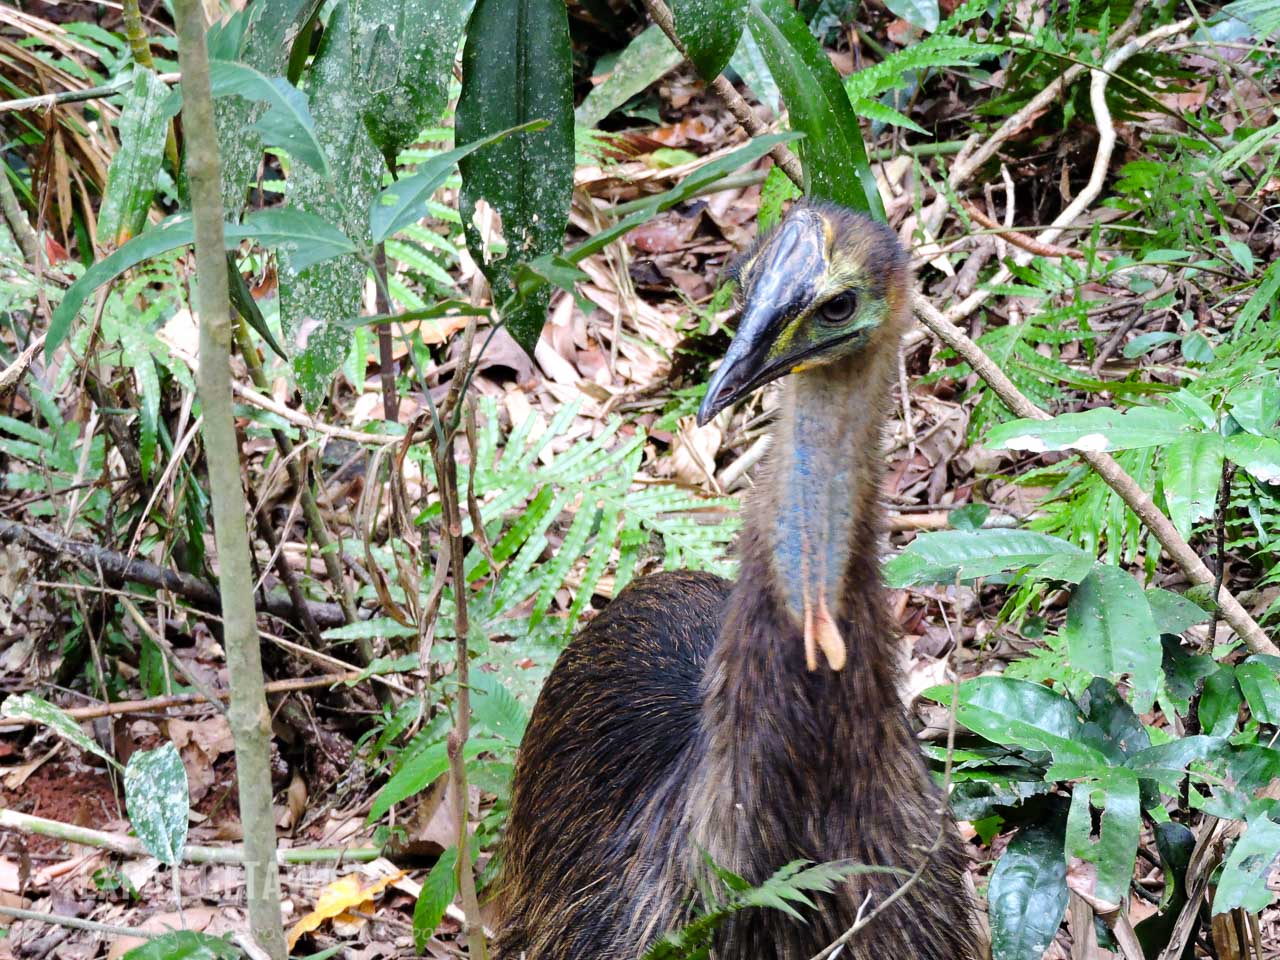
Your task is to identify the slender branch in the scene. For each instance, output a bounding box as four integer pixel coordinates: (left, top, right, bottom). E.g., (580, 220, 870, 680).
(172, 0, 286, 954)
(0, 74, 181, 114)
(0, 809, 380, 865)
(0, 673, 369, 724)
(0, 905, 160, 940)
(231, 311, 359, 625)
(914, 295, 1276, 656)
(638, 0, 805, 186)
(434, 323, 488, 960)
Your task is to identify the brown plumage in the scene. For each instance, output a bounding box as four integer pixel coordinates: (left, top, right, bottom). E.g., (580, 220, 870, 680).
(496, 203, 979, 960)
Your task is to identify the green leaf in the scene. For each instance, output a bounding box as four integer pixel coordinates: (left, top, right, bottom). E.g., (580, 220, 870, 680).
(48, 209, 356, 359)
(883, 0, 940, 30)
(1125, 736, 1229, 792)
(988, 820, 1068, 960)
(1225, 433, 1280, 485)
(1066, 771, 1141, 908)
(368, 736, 504, 821)
(1236, 656, 1280, 725)
(99, 69, 170, 247)
(208, 61, 329, 176)
(746, 0, 883, 217)
(123, 743, 189, 866)
(1212, 815, 1280, 914)
(1162, 432, 1225, 540)
(370, 121, 546, 244)
(1199, 665, 1242, 737)
(1226, 380, 1280, 437)
(413, 847, 459, 951)
(123, 931, 243, 960)
(357, 0, 473, 162)
(1146, 588, 1210, 635)
(987, 407, 1195, 453)
(0, 693, 119, 769)
(1064, 564, 1162, 710)
(935, 677, 1110, 778)
(883, 529, 1088, 587)
(457, 0, 574, 354)
(576, 26, 683, 128)
(469, 672, 529, 743)
(671, 0, 748, 78)
(1122, 331, 1181, 359)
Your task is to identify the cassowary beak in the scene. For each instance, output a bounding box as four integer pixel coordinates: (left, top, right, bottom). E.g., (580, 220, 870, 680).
(696, 215, 826, 427)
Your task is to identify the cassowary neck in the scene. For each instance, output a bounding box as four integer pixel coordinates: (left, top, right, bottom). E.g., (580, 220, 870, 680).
(686, 342, 907, 875)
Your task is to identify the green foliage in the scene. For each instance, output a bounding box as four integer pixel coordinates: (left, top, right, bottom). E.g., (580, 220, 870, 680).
(641, 858, 892, 960)
(98, 68, 170, 246)
(670, 0, 748, 79)
(747, 0, 882, 217)
(122, 932, 243, 960)
(457, 0, 574, 354)
(124, 743, 190, 866)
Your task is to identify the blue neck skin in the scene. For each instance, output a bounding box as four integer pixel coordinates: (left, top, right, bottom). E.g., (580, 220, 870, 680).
(765, 362, 886, 668)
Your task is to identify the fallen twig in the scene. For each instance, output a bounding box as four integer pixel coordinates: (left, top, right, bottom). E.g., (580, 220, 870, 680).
(0, 517, 347, 628)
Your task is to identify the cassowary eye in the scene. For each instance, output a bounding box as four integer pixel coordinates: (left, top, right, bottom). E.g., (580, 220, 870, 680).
(818, 291, 857, 324)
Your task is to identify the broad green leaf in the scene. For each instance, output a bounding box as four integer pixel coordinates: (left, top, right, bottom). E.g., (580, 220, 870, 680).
(564, 133, 799, 264)
(322, 617, 418, 641)
(671, 0, 748, 78)
(368, 736, 504, 821)
(1066, 771, 1141, 908)
(934, 677, 1109, 778)
(988, 820, 1068, 960)
(413, 846, 459, 951)
(1226, 380, 1280, 436)
(1125, 736, 1228, 792)
(124, 743, 189, 865)
(883, 0, 940, 30)
(1225, 433, 1280, 484)
(1212, 815, 1280, 914)
(1199, 665, 1242, 737)
(0, 693, 118, 769)
(747, 0, 883, 216)
(1064, 564, 1162, 710)
(576, 25, 684, 128)
(99, 69, 169, 247)
(1146, 588, 1210, 635)
(1236, 656, 1280, 725)
(208, 61, 328, 176)
(1162, 432, 1225, 539)
(987, 407, 1195, 453)
(882, 529, 1087, 587)
(457, 0, 574, 354)
(357, 0, 473, 162)
(47, 210, 356, 358)
(1122, 331, 1181, 359)
(370, 121, 545, 243)
(123, 931, 243, 960)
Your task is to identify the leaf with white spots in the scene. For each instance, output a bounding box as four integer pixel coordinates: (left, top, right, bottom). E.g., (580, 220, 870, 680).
(1, 693, 119, 769)
(987, 407, 1195, 453)
(124, 743, 190, 866)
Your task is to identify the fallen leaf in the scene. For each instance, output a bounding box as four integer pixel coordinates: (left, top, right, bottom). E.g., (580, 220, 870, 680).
(287, 871, 406, 949)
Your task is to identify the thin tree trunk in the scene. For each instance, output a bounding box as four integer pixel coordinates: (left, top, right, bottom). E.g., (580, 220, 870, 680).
(172, 1, 287, 955)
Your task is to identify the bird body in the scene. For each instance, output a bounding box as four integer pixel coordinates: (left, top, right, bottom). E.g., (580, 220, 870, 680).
(496, 203, 979, 960)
